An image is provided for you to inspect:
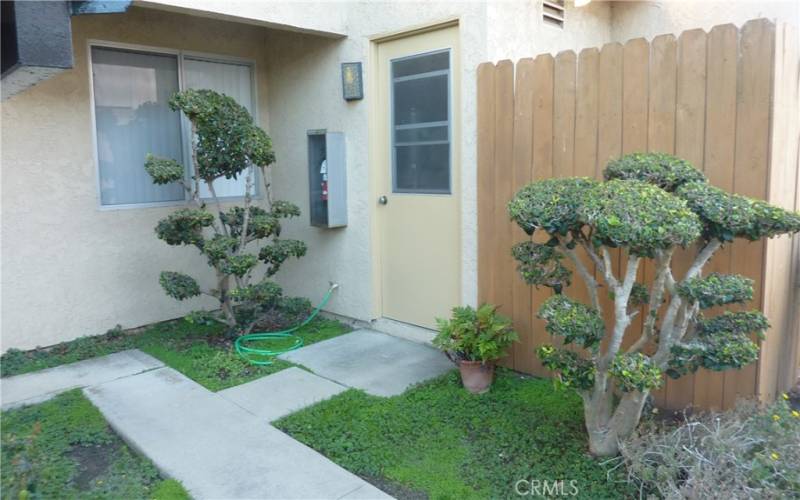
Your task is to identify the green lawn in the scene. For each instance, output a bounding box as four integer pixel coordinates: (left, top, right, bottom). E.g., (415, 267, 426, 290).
(1, 390, 189, 500)
(1, 316, 350, 391)
(275, 369, 633, 499)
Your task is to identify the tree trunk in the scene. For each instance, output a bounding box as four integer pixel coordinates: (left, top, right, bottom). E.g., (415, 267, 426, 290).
(584, 390, 648, 456)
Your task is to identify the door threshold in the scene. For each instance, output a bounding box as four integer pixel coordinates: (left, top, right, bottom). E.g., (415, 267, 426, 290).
(370, 317, 436, 346)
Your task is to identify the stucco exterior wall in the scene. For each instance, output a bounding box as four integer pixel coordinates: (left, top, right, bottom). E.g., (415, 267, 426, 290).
(262, 0, 613, 323)
(610, 1, 800, 42)
(0, 1, 617, 351)
(1, 7, 273, 350)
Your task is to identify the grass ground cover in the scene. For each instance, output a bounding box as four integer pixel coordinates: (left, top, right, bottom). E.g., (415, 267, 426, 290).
(1, 390, 189, 499)
(275, 369, 634, 499)
(1, 316, 349, 391)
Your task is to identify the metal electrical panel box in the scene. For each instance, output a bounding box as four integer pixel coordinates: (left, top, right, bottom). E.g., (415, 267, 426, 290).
(307, 130, 347, 228)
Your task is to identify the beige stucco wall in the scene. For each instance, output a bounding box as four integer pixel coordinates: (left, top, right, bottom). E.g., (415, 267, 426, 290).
(261, 0, 614, 323)
(7, 1, 704, 351)
(1, 8, 274, 350)
(610, 1, 800, 42)
(0, 1, 618, 351)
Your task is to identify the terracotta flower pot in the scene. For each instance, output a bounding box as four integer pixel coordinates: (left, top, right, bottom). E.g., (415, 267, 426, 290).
(458, 360, 495, 394)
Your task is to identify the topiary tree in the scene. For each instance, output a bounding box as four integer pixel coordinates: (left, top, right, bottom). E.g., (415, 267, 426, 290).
(145, 89, 306, 334)
(508, 152, 800, 456)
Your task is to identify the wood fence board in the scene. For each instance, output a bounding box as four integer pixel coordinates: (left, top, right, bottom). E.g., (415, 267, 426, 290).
(726, 19, 774, 407)
(477, 62, 496, 307)
(695, 23, 738, 410)
(621, 38, 650, 352)
(529, 54, 555, 376)
(493, 61, 516, 368)
(476, 20, 798, 410)
(666, 28, 709, 410)
(511, 58, 535, 372)
(761, 21, 799, 400)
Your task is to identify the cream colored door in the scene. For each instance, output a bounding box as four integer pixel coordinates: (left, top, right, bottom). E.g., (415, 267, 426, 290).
(375, 25, 460, 329)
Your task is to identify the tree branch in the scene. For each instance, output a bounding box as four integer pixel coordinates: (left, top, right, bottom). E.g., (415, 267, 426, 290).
(601, 248, 620, 290)
(559, 239, 602, 313)
(600, 253, 640, 369)
(653, 239, 723, 365)
(627, 248, 674, 354)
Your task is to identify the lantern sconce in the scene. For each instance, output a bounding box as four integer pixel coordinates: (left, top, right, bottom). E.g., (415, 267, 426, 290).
(341, 62, 363, 101)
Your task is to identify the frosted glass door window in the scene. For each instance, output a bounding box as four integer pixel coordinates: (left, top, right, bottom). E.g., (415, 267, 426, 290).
(183, 58, 254, 199)
(91, 47, 184, 205)
(391, 49, 451, 194)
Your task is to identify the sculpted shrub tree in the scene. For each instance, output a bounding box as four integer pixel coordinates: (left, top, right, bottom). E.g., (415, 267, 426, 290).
(145, 89, 306, 334)
(508, 152, 800, 456)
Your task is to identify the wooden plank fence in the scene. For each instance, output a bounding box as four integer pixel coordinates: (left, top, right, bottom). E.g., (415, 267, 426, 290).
(477, 19, 800, 410)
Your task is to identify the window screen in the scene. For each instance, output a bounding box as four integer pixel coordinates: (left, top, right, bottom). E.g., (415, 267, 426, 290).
(391, 49, 451, 194)
(91, 47, 184, 206)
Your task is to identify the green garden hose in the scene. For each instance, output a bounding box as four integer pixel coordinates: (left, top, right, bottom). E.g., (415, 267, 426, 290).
(234, 284, 337, 365)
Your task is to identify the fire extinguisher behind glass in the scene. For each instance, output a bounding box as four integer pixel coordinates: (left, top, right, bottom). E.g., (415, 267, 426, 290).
(320, 159, 329, 202)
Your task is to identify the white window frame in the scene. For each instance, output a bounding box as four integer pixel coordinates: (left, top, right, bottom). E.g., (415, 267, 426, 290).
(87, 39, 259, 210)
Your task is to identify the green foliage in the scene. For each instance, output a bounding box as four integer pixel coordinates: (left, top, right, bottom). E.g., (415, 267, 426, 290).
(148, 89, 305, 334)
(538, 295, 604, 350)
(620, 398, 800, 498)
(537, 345, 596, 391)
(0, 315, 349, 390)
(155, 208, 214, 246)
(259, 239, 308, 277)
(159, 271, 201, 301)
(507, 177, 597, 236)
(144, 154, 185, 185)
(169, 89, 275, 179)
(609, 353, 663, 392)
(511, 241, 571, 290)
(219, 254, 258, 278)
(677, 273, 753, 309)
(275, 370, 634, 499)
(220, 205, 285, 240)
(603, 152, 706, 192)
(229, 281, 282, 305)
(1, 390, 188, 499)
(581, 180, 702, 257)
(667, 310, 767, 377)
(677, 181, 800, 242)
(202, 234, 239, 264)
(696, 310, 769, 339)
(433, 304, 518, 363)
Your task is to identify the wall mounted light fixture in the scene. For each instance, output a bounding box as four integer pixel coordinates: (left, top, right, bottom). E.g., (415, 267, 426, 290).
(341, 62, 363, 100)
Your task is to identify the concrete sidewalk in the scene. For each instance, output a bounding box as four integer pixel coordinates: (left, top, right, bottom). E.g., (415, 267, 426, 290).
(85, 367, 388, 499)
(279, 329, 453, 396)
(0, 330, 453, 498)
(0, 350, 163, 410)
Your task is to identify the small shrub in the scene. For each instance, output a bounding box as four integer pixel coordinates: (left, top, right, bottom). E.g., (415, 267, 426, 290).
(617, 398, 800, 499)
(433, 304, 518, 363)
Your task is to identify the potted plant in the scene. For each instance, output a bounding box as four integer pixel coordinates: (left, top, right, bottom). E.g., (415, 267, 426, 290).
(433, 304, 518, 394)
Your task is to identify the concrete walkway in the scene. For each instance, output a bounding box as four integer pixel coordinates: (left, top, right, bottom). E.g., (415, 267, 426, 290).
(279, 329, 453, 397)
(0, 329, 454, 499)
(85, 367, 385, 499)
(0, 350, 163, 410)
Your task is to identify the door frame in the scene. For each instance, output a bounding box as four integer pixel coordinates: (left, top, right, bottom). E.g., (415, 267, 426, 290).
(367, 17, 461, 321)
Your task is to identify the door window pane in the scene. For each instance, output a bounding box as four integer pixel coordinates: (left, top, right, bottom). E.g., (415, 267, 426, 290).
(91, 47, 184, 205)
(395, 144, 449, 192)
(183, 58, 254, 199)
(391, 50, 450, 194)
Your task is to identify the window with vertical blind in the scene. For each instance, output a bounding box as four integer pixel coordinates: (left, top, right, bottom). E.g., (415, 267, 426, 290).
(89, 44, 256, 207)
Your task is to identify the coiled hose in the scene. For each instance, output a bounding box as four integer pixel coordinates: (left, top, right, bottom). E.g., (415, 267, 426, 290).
(234, 284, 337, 365)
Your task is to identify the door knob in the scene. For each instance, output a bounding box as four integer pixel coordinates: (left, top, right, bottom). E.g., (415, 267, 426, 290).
(378, 195, 388, 205)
